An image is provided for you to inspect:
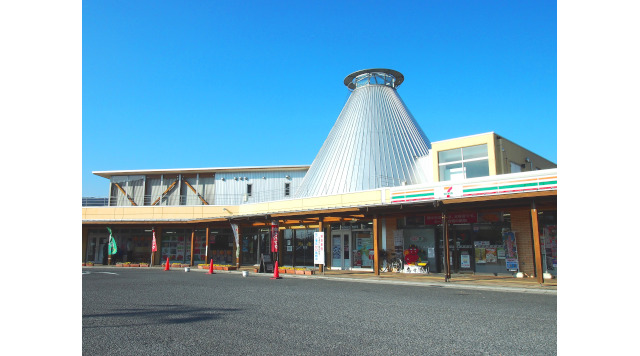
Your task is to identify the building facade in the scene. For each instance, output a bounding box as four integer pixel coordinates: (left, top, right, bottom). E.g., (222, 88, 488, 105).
(83, 69, 557, 282)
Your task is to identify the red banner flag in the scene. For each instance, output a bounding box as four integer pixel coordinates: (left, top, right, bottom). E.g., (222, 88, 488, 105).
(271, 221, 279, 253)
(152, 229, 157, 252)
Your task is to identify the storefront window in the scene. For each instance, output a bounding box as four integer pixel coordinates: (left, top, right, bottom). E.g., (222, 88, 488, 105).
(161, 229, 192, 264)
(209, 228, 234, 265)
(397, 211, 512, 274)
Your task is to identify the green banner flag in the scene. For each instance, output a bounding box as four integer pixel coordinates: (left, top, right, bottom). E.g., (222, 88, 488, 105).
(107, 227, 118, 255)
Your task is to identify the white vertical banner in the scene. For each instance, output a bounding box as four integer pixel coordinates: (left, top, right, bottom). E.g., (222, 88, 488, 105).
(231, 223, 240, 261)
(313, 232, 325, 265)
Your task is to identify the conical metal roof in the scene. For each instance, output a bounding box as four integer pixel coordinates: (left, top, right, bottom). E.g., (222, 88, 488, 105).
(296, 69, 432, 198)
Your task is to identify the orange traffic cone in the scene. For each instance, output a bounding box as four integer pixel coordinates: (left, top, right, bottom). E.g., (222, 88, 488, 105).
(164, 257, 170, 271)
(270, 260, 282, 279)
(208, 258, 215, 274)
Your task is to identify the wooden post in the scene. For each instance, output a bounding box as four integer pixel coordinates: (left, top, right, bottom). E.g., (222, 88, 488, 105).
(531, 201, 544, 284)
(373, 216, 380, 276)
(190, 228, 195, 266)
(318, 218, 324, 273)
(443, 212, 451, 282)
(205, 225, 210, 264)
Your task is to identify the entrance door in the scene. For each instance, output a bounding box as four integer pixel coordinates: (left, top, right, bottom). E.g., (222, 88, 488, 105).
(86, 237, 108, 264)
(331, 231, 351, 270)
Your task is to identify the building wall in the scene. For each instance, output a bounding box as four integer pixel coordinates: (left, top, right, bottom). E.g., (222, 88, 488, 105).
(495, 136, 557, 174)
(214, 169, 306, 205)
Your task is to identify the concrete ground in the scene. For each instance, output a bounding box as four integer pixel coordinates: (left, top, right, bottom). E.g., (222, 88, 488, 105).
(85, 264, 557, 294)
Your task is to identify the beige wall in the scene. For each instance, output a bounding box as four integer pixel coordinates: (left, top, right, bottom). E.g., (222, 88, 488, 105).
(83, 190, 385, 222)
(431, 132, 498, 181)
(430, 132, 556, 181)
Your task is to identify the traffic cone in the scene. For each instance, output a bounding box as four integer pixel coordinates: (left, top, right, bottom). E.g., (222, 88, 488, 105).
(164, 257, 170, 271)
(208, 258, 215, 274)
(270, 260, 282, 279)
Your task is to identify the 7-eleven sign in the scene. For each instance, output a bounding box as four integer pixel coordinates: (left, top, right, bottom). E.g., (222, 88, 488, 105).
(435, 185, 462, 199)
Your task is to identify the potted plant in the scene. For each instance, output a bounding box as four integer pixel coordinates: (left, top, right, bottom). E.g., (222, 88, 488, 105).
(139, 262, 149, 267)
(294, 267, 305, 275)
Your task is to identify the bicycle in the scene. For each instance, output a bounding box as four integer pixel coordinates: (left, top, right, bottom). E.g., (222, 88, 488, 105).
(378, 249, 403, 273)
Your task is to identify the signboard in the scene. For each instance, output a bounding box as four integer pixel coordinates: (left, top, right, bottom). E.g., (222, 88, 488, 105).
(460, 254, 471, 268)
(314, 232, 325, 264)
(425, 212, 478, 225)
(270, 221, 279, 253)
(506, 259, 519, 271)
(261, 254, 273, 273)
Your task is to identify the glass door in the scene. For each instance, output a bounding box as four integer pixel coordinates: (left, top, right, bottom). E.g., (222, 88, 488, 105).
(331, 230, 351, 270)
(342, 233, 351, 269)
(86, 237, 108, 264)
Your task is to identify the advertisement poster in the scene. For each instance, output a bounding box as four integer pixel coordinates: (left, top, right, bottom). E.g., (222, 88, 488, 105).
(485, 248, 497, 263)
(313, 232, 325, 265)
(461, 254, 471, 268)
(506, 258, 519, 271)
(502, 231, 517, 259)
(475, 248, 486, 264)
(497, 247, 506, 259)
(332, 237, 341, 259)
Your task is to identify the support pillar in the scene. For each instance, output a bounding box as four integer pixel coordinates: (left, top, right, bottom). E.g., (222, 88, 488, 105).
(531, 201, 544, 284)
(443, 212, 451, 282)
(318, 218, 324, 273)
(373, 215, 380, 276)
(205, 226, 210, 264)
(190, 228, 195, 266)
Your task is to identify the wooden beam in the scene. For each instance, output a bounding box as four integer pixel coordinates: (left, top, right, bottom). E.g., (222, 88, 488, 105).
(270, 207, 361, 218)
(152, 179, 178, 206)
(182, 179, 209, 205)
(441, 190, 556, 205)
(113, 182, 137, 206)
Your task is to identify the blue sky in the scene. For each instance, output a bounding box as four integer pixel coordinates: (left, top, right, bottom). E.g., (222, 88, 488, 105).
(82, 1, 556, 197)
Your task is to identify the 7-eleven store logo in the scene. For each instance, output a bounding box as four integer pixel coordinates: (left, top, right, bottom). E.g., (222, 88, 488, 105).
(436, 185, 462, 199)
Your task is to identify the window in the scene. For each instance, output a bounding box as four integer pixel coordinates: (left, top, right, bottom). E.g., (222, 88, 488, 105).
(510, 162, 521, 173)
(438, 144, 489, 181)
(284, 183, 290, 196)
(247, 184, 252, 197)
